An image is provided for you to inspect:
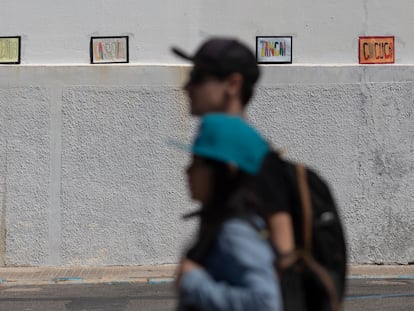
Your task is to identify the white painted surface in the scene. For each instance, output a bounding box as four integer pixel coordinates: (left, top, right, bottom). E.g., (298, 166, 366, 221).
(1, 0, 414, 64)
(0, 65, 413, 266)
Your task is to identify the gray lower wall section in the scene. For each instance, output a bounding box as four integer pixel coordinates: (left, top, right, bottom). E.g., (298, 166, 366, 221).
(0, 87, 50, 266)
(250, 83, 414, 264)
(0, 65, 413, 266)
(60, 87, 194, 266)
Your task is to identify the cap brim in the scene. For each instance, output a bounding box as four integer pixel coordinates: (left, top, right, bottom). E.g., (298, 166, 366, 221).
(165, 137, 192, 153)
(171, 47, 193, 61)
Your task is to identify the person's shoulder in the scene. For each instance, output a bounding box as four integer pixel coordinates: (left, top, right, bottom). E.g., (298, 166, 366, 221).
(220, 217, 261, 234)
(216, 216, 275, 265)
(218, 216, 267, 246)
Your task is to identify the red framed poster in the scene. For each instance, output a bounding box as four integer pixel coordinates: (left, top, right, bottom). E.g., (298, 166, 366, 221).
(359, 36, 394, 64)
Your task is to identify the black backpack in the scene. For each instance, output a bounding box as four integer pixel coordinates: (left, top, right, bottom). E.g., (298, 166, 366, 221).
(256, 151, 347, 311)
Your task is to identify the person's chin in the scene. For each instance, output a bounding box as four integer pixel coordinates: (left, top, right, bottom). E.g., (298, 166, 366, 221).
(190, 192, 202, 202)
(189, 189, 196, 200)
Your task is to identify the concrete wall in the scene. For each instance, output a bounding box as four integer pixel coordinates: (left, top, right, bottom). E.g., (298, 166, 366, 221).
(1, 1, 413, 266)
(0, 66, 195, 266)
(0, 65, 413, 266)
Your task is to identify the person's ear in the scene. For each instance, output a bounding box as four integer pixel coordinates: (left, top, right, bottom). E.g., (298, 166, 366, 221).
(226, 73, 244, 97)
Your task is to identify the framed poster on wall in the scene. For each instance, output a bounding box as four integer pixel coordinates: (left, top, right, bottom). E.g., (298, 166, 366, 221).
(358, 36, 394, 64)
(256, 36, 292, 64)
(90, 36, 129, 64)
(0, 36, 21, 64)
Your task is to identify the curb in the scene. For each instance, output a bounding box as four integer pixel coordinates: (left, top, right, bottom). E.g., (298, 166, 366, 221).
(0, 277, 176, 287)
(347, 274, 414, 280)
(2, 274, 414, 287)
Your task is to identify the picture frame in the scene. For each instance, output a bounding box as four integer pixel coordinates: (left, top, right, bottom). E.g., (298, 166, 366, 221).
(0, 36, 21, 64)
(358, 36, 394, 64)
(256, 36, 292, 64)
(90, 36, 129, 64)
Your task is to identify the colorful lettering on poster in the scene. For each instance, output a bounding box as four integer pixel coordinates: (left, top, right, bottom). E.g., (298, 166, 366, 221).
(94, 40, 125, 61)
(0, 38, 19, 62)
(260, 40, 287, 58)
(359, 37, 394, 64)
(362, 42, 393, 60)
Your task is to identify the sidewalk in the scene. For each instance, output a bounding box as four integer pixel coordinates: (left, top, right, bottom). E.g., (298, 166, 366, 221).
(0, 265, 177, 286)
(0, 265, 413, 286)
(348, 265, 414, 279)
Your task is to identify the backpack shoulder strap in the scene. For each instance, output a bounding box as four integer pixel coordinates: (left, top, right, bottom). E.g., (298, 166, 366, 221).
(295, 164, 341, 311)
(295, 164, 313, 252)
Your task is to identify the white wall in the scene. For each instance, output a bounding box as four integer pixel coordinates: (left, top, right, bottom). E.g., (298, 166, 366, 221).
(2, 0, 414, 64)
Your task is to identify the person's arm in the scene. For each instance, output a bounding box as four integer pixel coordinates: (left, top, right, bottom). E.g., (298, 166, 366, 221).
(268, 211, 295, 255)
(178, 220, 282, 311)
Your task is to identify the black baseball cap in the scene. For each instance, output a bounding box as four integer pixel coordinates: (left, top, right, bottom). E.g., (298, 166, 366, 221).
(172, 38, 260, 85)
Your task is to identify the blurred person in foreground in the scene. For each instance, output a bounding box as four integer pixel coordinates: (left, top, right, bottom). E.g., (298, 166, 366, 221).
(175, 113, 282, 311)
(172, 38, 346, 311)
